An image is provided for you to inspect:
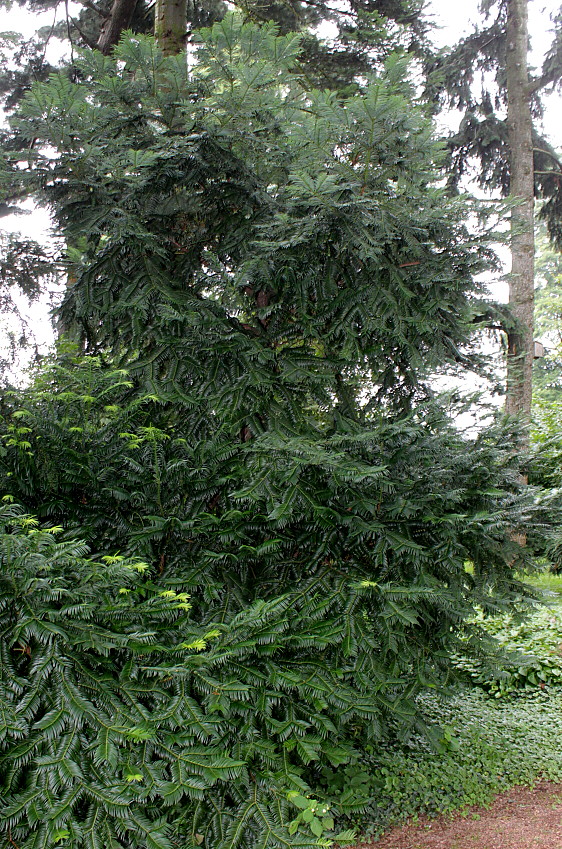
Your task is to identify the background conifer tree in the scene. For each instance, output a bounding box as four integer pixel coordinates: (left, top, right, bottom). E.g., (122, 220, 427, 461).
(426, 0, 562, 436)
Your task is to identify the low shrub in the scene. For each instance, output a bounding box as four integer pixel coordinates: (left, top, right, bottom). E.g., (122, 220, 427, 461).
(0, 505, 361, 849)
(453, 605, 562, 697)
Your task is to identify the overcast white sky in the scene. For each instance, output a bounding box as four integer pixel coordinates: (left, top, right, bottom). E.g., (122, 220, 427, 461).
(431, 0, 562, 144)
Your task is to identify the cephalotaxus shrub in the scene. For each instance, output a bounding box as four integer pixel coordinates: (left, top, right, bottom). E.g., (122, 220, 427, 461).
(0, 14, 542, 848)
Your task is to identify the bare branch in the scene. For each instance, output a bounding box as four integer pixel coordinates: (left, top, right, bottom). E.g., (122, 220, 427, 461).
(77, 0, 106, 16)
(97, 0, 139, 54)
(528, 68, 562, 94)
(70, 16, 99, 49)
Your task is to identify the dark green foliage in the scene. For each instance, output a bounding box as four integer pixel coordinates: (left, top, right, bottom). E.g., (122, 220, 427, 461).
(0, 17, 548, 849)
(529, 401, 562, 568)
(531, 402, 562, 488)
(0, 30, 57, 113)
(0, 234, 53, 301)
(292, 0, 430, 95)
(530, 254, 562, 530)
(0, 485, 530, 849)
(530, 223, 562, 470)
(8, 20, 496, 405)
(2, 503, 368, 848)
(0, 352, 537, 620)
(0, 383, 546, 848)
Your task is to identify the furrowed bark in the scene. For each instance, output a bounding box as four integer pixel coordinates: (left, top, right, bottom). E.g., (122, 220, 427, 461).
(96, 0, 139, 54)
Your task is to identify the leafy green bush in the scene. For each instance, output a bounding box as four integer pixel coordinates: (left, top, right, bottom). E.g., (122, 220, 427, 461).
(0, 504, 361, 849)
(0, 14, 549, 849)
(8, 494, 552, 849)
(454, 604, 562, 697)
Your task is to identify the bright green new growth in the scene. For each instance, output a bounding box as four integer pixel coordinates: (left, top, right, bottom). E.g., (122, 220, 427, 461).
(0, 504, 336, 849)
(0, 15, 542, 849)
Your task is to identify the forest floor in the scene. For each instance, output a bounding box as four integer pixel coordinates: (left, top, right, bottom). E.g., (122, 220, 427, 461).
(356, 781, 562, 849)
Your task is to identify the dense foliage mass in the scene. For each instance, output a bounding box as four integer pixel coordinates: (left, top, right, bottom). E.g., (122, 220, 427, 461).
(0, 363, 539, 849)
(0, 17, 545, 849)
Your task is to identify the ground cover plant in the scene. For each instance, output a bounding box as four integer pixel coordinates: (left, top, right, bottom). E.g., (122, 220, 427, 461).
(453, 604, 562, 697)
(0, 16, 549, 849)
(449, 570, 562, 697)
(329, 577, 562, 840)
(343, 687, 562, 840)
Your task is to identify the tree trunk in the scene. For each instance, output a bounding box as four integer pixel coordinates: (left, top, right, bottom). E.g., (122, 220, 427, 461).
(505, 0, 535, 444)
(155, 0, 187, 55)
(96, 0, 139, 54)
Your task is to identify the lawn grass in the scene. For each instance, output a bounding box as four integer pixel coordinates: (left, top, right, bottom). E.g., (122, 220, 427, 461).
(521, 569, 562, 598)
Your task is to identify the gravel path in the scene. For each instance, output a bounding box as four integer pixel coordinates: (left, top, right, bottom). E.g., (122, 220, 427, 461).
(355, 782, 562, 849)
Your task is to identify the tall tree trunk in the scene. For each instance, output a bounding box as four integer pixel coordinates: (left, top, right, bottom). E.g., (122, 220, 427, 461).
(96, 0, 139, 54)
(155, 0, 187, 55)
(505, 0, 535, 443)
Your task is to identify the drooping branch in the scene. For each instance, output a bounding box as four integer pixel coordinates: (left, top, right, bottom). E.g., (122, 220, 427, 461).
(533, 147, 562, 172)
(70, 16, 99, 49)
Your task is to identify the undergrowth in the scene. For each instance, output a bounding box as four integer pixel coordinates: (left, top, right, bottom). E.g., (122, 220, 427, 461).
(339, 583, 562, 840)
(342, 689, 562, 840)
(453, 605, 562, 697)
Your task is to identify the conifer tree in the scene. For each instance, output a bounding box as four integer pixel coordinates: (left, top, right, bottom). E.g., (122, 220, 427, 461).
(0, 17, 540, 849)
(426, 0, 562, 438)
(0, 0, 430, 370)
